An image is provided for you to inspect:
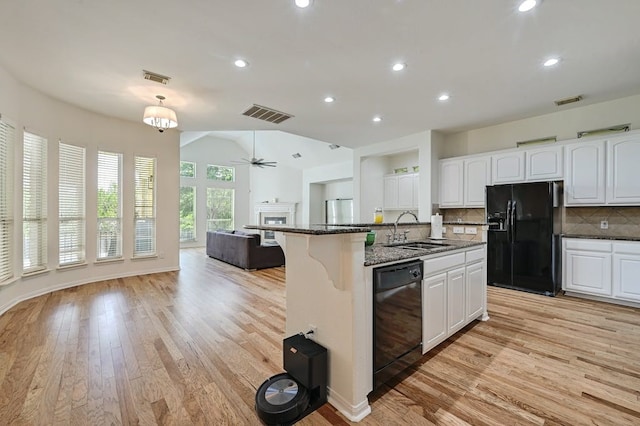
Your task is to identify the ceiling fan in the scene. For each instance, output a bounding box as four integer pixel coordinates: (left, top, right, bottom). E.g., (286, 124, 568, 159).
(231, 131, 277, 168)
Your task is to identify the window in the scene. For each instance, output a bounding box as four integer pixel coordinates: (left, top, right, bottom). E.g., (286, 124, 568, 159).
(206, 188, 234, 231)
(97, 151, 122, 260)
(207, 164, 234, 182)
(59, 142, 86, 266)
(180, 161, 195, 177)
(179, 186, 196, 241)
(0, 118, 15, 282)
(23, 131, 47, 273)
(134, 156, 156, 256)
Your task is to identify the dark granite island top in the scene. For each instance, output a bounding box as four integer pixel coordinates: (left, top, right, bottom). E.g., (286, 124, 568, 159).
(365, 239, 485, 266)
(244, 224, 371, 235)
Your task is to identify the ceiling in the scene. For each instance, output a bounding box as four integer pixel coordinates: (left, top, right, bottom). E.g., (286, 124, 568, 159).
(2, 0, 640, 149)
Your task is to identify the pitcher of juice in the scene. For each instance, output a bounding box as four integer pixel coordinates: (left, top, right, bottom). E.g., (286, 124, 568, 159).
(374, 208, 384, 224)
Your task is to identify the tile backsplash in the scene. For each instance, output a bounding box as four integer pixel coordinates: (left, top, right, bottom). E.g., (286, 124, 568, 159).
(564, 207, 640, 238)
(440, 208, 486, 223)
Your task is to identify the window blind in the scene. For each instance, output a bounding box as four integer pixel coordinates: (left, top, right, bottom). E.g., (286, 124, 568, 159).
(134, 156, 156, 256)
(59, 142, 86, 265)
(0, 119, 16, 282)
(23, 131, 47, 272)
(97, 151, 122, 260)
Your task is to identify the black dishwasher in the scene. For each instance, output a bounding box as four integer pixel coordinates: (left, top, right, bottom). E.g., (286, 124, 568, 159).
(373, 259, 423, 389)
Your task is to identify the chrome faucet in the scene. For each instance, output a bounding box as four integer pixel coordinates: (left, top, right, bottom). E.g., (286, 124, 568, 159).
(392, 211, 419, 242)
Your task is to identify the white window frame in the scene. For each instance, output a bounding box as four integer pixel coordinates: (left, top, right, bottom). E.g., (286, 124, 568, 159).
(206, 187, 235, 231)
(97, 151, 123, 261)
(180, 161, 196, 178)
(58, 142, 86, 267)
(23, 130, 48, 273)
(179, 186, 196, 242)
(134, 156, 156, 257)
(0, 117, 16, 283)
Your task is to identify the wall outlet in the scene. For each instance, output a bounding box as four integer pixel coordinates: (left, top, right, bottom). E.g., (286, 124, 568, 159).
(307, 324, 317, 340)
(465, 227, 477, 235)
(453, 226, 464, 234)
(600, 220, 609, 230)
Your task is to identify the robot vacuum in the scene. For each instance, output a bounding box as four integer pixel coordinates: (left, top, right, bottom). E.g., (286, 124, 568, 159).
(255, 334, 327, 425)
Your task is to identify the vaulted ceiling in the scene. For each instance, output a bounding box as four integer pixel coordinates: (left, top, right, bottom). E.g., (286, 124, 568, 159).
(2, 1, 639, 148)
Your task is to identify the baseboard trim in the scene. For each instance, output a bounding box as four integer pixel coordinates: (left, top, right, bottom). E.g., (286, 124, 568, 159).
(327, 387, 371, 422)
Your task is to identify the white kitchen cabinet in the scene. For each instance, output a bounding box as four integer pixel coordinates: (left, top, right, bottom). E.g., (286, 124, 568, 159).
(492, 151, 525, 183)
(564, 140, 606, 205)
(464, 156, 491, 207)
(613, 242, 640, 302)
(422, 272, 447, 353)
(606, 134, 640, 204)
(563, 239, 612, 296)
(384, 173, 418, 210)
(466, 260, 485, 321)
(525, 145, 563, 181)
(447, 267, 466, 335)
(439, 159, 464, 207)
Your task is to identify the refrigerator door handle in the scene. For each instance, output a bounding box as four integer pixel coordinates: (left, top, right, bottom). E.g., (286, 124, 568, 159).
(510, 200, 517, 242)
(506, 200, 512, 242)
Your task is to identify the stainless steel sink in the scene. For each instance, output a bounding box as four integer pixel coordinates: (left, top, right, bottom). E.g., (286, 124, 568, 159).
(387, 241, 448, 251)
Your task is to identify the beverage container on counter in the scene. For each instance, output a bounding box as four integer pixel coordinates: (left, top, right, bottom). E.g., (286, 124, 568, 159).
(374, 208, 384, 224)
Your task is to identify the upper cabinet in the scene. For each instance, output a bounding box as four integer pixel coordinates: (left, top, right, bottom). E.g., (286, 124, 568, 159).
(526, 145, 564, 181)
(384, 173, 419, 210)
(439, 159, 464, 207)
(464, 156, 491, 207)
(606, 134, 640, 204)
(492, 151, 525, 183)
(565, 140, 606, 205)
(565, 131, 640, 206)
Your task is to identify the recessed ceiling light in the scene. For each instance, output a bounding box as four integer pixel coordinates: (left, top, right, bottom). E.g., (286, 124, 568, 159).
(518, 0, 538, 12)
(295, 0, 312, 8)
(438, 94, 450, 101)
(234, 59, 248, 68)
(543, 57, 560, 67)
(372, 116, 382, 123)
(392, 62, 406, 72)
(324, 96, 335, 103)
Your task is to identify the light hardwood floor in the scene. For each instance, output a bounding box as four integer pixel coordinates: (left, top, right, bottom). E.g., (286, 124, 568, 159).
(1, 248, 639, 425)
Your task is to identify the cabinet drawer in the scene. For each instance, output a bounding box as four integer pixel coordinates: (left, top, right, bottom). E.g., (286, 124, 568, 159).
(465, 248, 485, 263)
(424, 252, 465, 274)
(564, 239, 612, 252)
(614, 241, 640, 255)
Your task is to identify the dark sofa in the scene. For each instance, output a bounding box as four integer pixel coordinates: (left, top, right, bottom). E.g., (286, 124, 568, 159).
(206, 230, 285, 270)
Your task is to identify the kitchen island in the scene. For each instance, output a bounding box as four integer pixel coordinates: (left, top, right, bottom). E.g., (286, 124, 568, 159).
(244, 224, 486, 422)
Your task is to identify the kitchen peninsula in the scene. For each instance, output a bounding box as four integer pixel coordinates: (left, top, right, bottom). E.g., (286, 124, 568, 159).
(244, 223, 487, 422)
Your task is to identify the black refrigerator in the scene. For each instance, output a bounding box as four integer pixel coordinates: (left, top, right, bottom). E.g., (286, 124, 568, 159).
(486, 181, 562, 296)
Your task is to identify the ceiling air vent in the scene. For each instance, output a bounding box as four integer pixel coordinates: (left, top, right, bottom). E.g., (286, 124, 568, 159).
(242, 104, 293, 124)
(143, 70, 171, 85)
(554, 95, 583, 106)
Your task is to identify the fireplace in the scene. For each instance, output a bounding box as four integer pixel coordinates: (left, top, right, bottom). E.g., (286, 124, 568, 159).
(255, 203, 297, 244)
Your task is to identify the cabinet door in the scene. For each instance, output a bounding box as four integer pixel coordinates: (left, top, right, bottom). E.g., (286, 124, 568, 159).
(397, 173, 415, 209)
(466, 261, 485, 321)
(564, 249, 612, 296)
(565, 140, 605, 205)
(613, 242, 640, 302)
(464, 157, 491, 207)
(492, 151, 525, 183)
(607, 135, 640, 204)
(526, 145, 563, 181)
(383, 175, 398, 209)
(447, 267, 466, 335)
(422, 272, 447, 353)
(412, 173, 420, 209)
(439, 160, 463, 207)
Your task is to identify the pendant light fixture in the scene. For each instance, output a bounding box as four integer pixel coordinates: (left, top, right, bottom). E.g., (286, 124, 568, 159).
(143, 95, 178, 132)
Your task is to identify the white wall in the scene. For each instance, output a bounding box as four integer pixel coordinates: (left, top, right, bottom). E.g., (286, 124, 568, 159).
(0, 64, 180, 315)
(250, 165, 303, 225)
(442, 94, 640, 158)
(354, 131, 434, 222)
(302, 161, 354, 224)
(179, 135, 250, 247)
(324, 179, 353, 200)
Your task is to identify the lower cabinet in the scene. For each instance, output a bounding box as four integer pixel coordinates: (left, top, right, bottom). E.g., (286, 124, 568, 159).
(422, 247, 486, 354)
(563, 238, 640, 304)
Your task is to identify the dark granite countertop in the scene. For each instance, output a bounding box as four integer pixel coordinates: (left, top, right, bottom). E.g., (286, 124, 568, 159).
(244, 224, 371, 235)
(365, 239, 485, 266)
(562, 234, 640, 242)
(443, 221, 487, 225)
(333, 222, 430, 227)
